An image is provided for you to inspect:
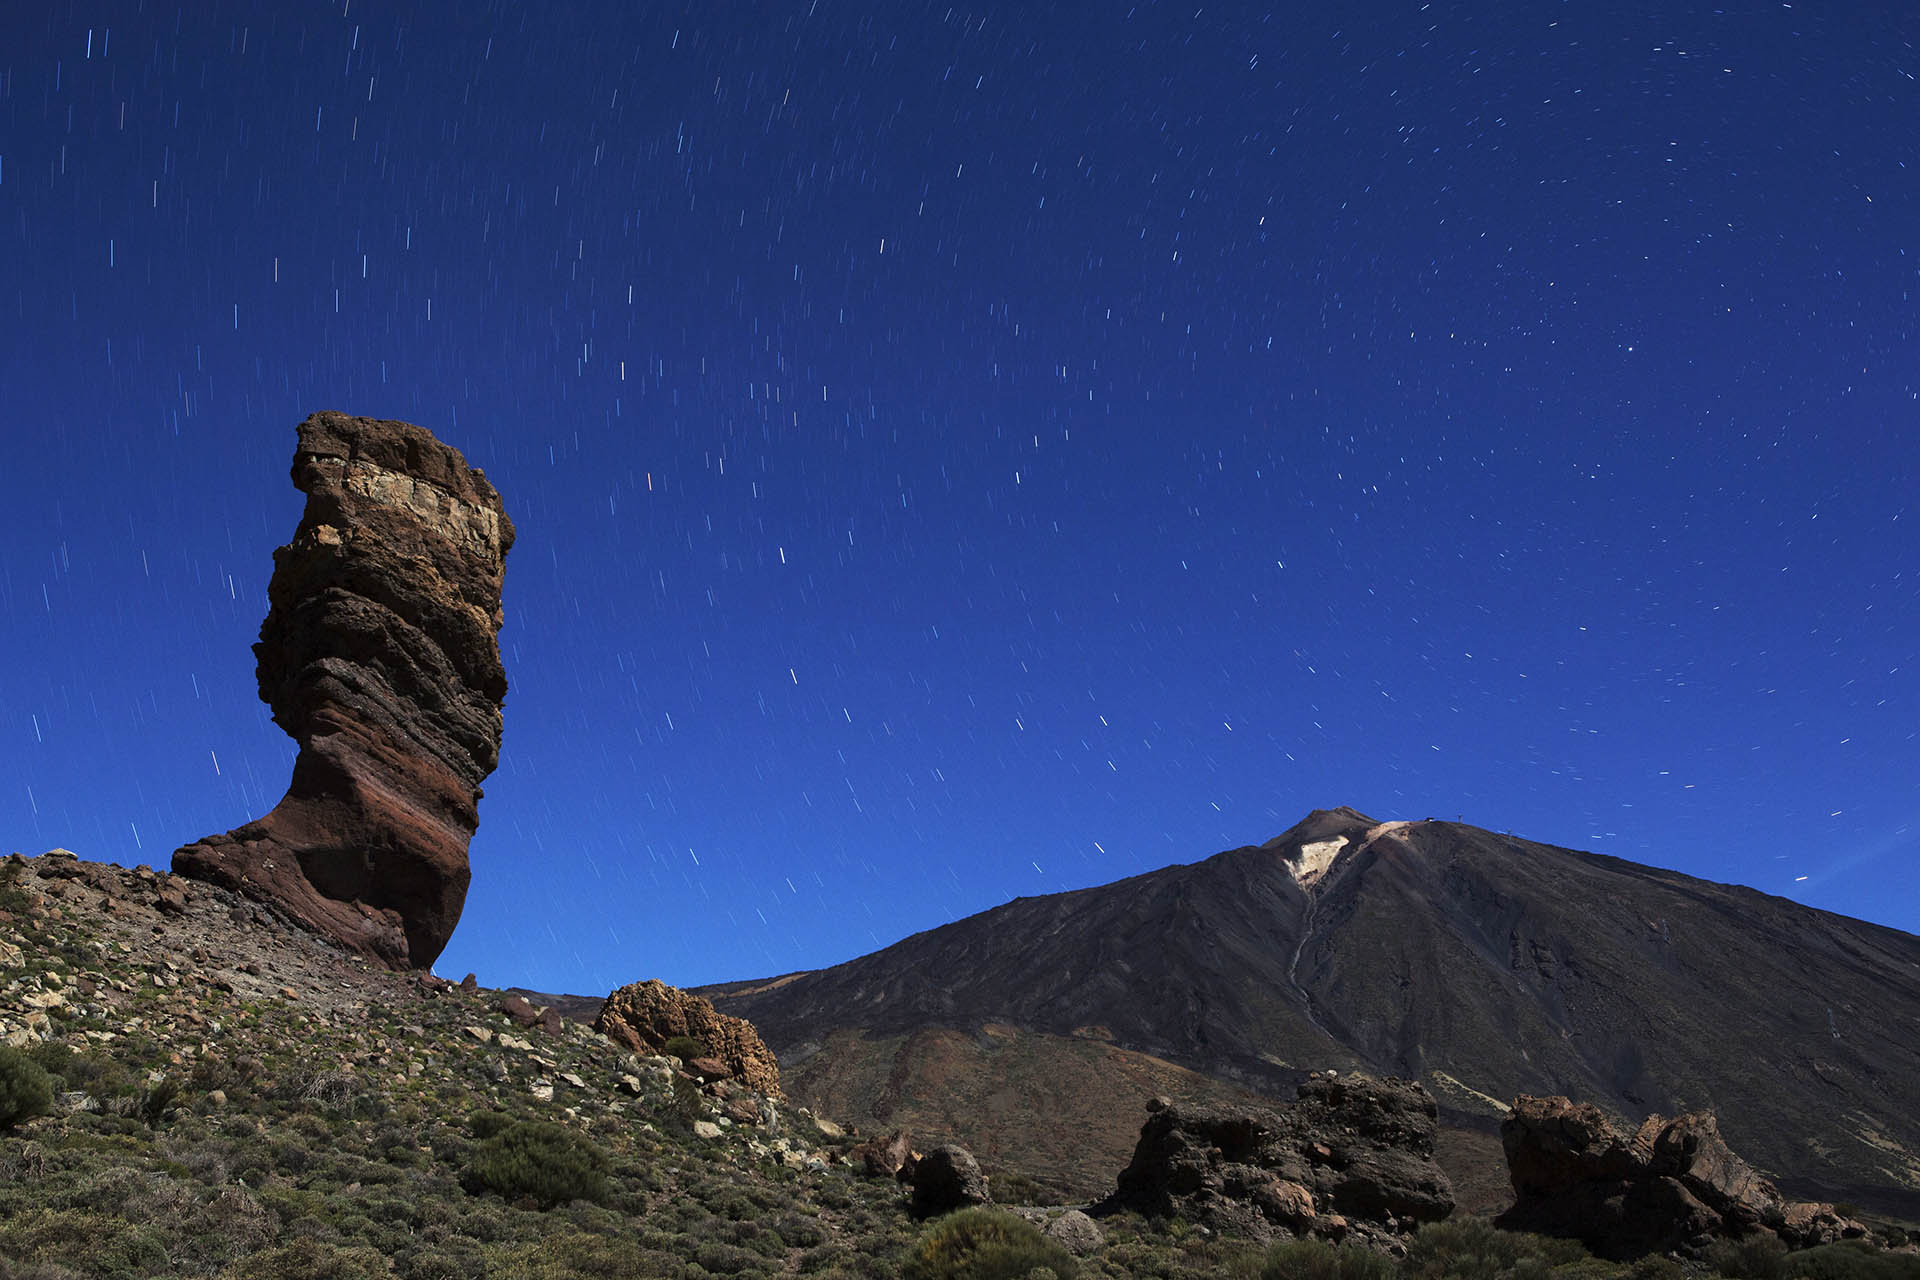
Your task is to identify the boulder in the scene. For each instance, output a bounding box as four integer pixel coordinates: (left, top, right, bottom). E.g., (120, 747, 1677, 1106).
(495, 995, 539, 1027)
(851, 1129, 917, 1178)
(593, 979, 781, 1098)
(1043, 1209, 1105, 1255)
(173, 413, 514, 969)
(909, 1144, 991, 1218)
(1497, 1095, 1869, 1259)
(1097, 1072, 1453, 1243)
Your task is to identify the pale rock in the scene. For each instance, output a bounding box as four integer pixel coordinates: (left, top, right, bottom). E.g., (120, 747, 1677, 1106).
(1044, 1210, 1105, 1255)
(693, 1120, 723, 1140)
(530, 1079, 554, 1102)
(464, 1026, 493, 1043)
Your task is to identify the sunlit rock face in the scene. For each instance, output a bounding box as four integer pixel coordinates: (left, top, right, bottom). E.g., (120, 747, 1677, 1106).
(173, 412, 514, 969)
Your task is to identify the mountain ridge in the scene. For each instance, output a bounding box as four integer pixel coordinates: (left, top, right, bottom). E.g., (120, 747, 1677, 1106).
(698, 807, 1920, 1213)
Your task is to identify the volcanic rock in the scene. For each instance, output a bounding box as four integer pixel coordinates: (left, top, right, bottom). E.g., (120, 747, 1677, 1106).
(593, 979, 782, 1098)
(908, 1144, 992, 1218)
(851, 1129, 917, 1178)
(1097, 1072, 1454, 1243)
(1497, 1094, 1868, 1259)
(172, 412, 513, 969)
(496, 994, 540, 1027)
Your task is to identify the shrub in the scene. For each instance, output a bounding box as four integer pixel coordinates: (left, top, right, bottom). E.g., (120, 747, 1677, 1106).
(496, 1233, 683, 1278)
(662, 1035, 708, 1061)
(463, 1119, 609, 1209)
(468, 1109, 513, 1140)
(213, 1238, 392, 1280)
(1259, 1237, 1399, 1280)
(1788, 1240, 1920, 1280)
(903, 1206, 1078, 1280)
(0, 1045, 54, 1131)
(1403, 1218, 1593, 1280)
(139, 1073, 181, 1127)
(1631, 1255, 1688, 1280)
(1708, 1233, 1789, 1280)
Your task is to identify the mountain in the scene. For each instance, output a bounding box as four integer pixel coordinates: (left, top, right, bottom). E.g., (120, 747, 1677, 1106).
(702, 808, 1920, 1213)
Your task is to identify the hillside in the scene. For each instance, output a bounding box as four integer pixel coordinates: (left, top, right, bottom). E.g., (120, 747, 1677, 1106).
(704, 808, 1920, 1215)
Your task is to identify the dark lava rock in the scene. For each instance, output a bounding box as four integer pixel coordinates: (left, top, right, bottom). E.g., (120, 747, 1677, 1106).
(908, 1144, 991, 1218)
(1097, 1072, 1453, 1242)
(1497, 1095, 1868, 1259)
(173, 412, 514, 970)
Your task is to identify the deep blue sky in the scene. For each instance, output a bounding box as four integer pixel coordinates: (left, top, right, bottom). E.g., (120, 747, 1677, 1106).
(3, 1, 1915, 994)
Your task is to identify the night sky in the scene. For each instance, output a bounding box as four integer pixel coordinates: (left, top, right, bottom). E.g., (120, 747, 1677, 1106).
(4, 2, 1916, 995)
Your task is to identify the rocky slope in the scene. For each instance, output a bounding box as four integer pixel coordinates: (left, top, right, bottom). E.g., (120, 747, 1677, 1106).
(173, 412, 514, 970)
(705, 807, 1920, 1216)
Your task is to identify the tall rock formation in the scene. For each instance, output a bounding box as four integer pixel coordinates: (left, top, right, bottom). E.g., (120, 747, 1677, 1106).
(173, 412, 514, 969)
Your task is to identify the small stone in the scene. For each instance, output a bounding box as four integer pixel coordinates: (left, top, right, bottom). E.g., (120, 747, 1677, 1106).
(278, 986, 299, 1001)
(464, 1026, 494, 1043)
(692, 1120, 723, 1140)
(207, 1089, 228, 1107)
(530, 1079, 554, 1102)
(617, 1074, 644, 1095)
(498, 1034, 533, 1051)
(559, 1072, 587, 1089)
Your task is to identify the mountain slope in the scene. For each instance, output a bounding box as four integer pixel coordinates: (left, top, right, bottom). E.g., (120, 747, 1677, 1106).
(704, 808, 1920, 1213)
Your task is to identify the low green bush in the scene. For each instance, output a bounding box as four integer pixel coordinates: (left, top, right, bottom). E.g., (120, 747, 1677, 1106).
(213, 1238, 393, 1280)
(1258, 1237, 1399, 1280)
(463, 1118, 609, 1210)
(0, 1045, 54, 1131)
(1708, 1233, 1789, 1280)
(1404, 1218, 1595, 1280)
(468, 1109, 513, 1140)
(662, 1035, 708, 1061)
(903, 1206, 1078, 1280)
(1787, 1239, 1920, 1280)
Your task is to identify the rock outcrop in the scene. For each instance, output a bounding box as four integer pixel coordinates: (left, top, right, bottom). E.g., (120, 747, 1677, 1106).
(594, 979, 782, 1098)
(1497, 1095, 1867, 1259)
(173, 412, 514, 970)
(906, 1144, 992, 1218)
(1097, 1072, 1454, 1243)
(851, 1129, 917, 1178)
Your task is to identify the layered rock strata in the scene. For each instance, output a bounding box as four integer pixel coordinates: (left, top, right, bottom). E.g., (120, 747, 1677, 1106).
(1097, 1072, 1454, 1244)
(1497, 1095, 1867, 1258)
(595, 979, 783, 1098)
(173, 412, 514, 969)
